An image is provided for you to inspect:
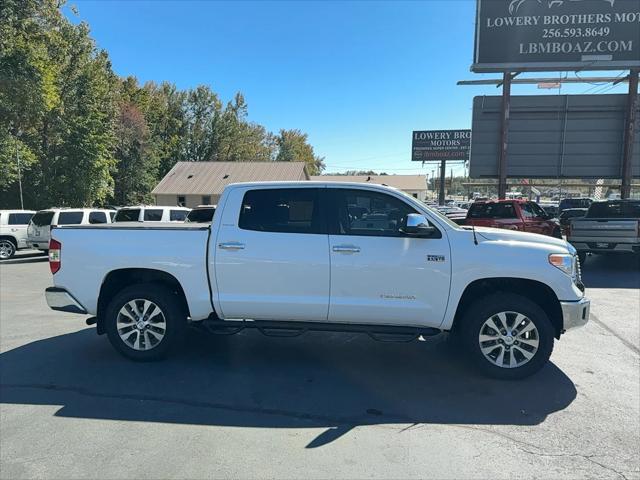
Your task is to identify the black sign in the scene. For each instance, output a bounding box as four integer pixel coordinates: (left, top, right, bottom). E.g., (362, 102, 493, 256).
(472, 0, 640, 72)
(412, 130, 471, 162)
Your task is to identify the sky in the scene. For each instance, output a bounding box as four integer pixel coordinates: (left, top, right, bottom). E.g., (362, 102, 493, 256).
(63, 0, 630, 177)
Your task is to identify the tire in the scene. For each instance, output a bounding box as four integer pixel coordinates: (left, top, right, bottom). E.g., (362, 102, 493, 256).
(460, 293, 554, 380)
(105, 283, 186, 361)
(0, 239, 16, 260)
(577, 251, 587, 266)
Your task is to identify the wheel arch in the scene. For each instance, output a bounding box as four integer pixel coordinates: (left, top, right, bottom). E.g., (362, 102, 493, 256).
(451, 277, 563, 339)
(97, 268, 190, 335)
(0, 235, 18, 247)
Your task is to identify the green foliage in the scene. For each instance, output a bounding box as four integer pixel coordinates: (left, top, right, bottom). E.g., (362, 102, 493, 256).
(275, 129, 325, 176)
(0, 1, 323, 209)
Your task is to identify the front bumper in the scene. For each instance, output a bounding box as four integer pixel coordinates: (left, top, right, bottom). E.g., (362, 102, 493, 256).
(560, 297, 590, 331)
(45, 287, 87, 314)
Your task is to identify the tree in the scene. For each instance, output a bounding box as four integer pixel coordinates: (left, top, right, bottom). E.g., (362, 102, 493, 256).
(275, 129, 325, 175)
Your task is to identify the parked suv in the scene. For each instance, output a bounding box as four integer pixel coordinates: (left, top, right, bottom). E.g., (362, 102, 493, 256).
(0, 210, 36, 259)
(465, 200, 562, 238)
(113, 206, 190, 223)
(27, 208, 113, 252)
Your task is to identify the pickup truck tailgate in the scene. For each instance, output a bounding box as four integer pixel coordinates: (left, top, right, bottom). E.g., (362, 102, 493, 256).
(571, 219, 640, 240)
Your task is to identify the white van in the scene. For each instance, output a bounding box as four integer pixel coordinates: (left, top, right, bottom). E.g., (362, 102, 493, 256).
(113, 206, 190, 223)
(0, 210, 36, 259)
(27, 208, 114, 252)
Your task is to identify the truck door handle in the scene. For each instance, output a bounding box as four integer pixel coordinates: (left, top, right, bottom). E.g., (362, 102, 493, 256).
(218, 242, 245, 250)
(332, 245, 360, 253)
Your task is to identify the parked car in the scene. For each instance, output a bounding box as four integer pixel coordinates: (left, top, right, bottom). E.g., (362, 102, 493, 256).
(45, 182, 589, 379)
(27, 208, 113, 252)
(559, 208, 588, 236)
(568, 200, 640, 265)
(185, 205, 216, 223)
(465, 200, 562, 238)
(113, 206, 191, 223)
(0, 210, 36, 259)
(539, 203, 560, 219)
(559, 198, 593, 212)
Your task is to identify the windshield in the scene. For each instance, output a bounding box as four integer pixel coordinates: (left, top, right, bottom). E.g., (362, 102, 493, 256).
(31, 211, 54, 226)
(114, 209, 141, 222)
(186, 208, 215, 223)
(587, 201, 640, 219)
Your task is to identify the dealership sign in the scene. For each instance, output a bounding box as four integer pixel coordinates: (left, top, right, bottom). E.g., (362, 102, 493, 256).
(472, 0, 640, 72)
(411, 130, 471, 161)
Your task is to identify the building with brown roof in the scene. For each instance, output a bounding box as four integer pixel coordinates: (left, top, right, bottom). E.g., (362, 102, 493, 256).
(311, 175, 428, 201)
(152, 161, 310, 207)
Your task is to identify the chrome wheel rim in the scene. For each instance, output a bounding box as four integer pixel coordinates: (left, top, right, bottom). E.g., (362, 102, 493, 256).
(117, 299, 166, 351)
(0, 241, 14, 259)
(478, 311, 539, 369)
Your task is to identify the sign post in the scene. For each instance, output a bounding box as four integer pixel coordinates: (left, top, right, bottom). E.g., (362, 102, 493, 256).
(412, 129, 471, 205)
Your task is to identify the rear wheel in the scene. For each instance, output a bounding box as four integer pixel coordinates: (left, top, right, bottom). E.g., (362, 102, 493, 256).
(460, 293, 554, 380)
(0, 239, 16, 260)
(105, 283, 186, 361)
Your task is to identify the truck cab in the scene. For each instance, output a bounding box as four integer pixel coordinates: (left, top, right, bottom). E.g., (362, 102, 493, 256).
(466, 200, 562, 238)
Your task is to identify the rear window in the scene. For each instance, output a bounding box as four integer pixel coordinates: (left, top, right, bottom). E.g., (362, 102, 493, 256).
(31, 211, 54, 226)
(8, 213, 34, 225)
(114, 209, 140, 222)
(143, 209, 163, 221)
(586, 201, 640, 219)
(170, 210, 188, 221)
(58, 211, 84, 225)
(560, 198, 592, 210)
(468, 203, 517, 219)
(89, 211, 108, 224)
(186, 208, 215, 223)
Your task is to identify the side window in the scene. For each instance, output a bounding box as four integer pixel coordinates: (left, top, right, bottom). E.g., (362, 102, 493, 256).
(58, 211, 84, 225)
(239, 188, 324, 234)
(88, 211, 107, 224)
(8, 213, 34, 225)
(520, 203, 536, 218)
(331, 189, 419, 237)
(144, 209, 163, 221)
(529, 203, 547, 218)
(170, 210, 188, 221)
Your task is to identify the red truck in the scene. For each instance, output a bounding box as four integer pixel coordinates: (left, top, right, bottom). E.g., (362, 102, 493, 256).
(465, 200, 562, 238)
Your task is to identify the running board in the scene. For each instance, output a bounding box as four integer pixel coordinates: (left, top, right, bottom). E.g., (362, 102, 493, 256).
(200, 318, 441, 343)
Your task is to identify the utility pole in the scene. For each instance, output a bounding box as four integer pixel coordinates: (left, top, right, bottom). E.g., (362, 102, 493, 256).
(438, 159, 446, 206)
(498, 72, 513, 200)
(621, 69, 638, 200)
(15, 133, 24, 210)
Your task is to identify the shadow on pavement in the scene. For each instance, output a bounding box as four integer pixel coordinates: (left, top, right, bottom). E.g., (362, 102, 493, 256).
(0, 327, 577, 448)
(1, 251, 47, 265)
(581, 254, 640, 289)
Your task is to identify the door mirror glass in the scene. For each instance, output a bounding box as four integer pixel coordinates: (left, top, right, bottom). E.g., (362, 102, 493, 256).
(402, 214, 437, 237)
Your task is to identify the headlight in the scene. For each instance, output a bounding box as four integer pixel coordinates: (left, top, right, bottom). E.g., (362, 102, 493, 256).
(549, 253, 576, 277)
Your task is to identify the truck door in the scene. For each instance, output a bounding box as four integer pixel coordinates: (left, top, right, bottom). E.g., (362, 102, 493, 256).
(213, 186, 330, 321)
(326, 188, 451, 328)
(520, 202, 547, 235)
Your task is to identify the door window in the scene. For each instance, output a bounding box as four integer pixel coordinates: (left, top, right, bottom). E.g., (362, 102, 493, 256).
(329, 189, 422, 237)
(519, 203, 536, 219)
(88, 211, 108, 224)
(170, 210, 188, 221)
(239, 188, 325, 234)
(529, 202, 547, 218)
(8, 213, 34, 225)
(58, 211, 84, 225)
(143, 209, 163, 221)
(114, 209, 140, 222)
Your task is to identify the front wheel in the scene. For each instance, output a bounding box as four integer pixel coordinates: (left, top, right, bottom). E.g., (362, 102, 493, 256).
(461, 293, 554, 380)
(105, 283, 186, 361)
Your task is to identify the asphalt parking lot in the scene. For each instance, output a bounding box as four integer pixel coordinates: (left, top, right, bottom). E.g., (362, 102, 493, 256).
(1, 251, 638, 479)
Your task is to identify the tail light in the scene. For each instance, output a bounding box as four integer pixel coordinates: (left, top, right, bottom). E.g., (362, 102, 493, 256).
(49, 238, 61, 274)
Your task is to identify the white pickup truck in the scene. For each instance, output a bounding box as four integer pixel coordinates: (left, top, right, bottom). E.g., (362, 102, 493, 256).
(45, 182, 590, 379)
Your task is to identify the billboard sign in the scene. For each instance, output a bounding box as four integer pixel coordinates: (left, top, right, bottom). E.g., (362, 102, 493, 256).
(472, 0, 640, 72)
(469, 94, 640, 179)
(412, 130, 471, 162)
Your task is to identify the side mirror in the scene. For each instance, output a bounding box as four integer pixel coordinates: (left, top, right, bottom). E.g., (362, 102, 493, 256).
(402, 213, 437, 237)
